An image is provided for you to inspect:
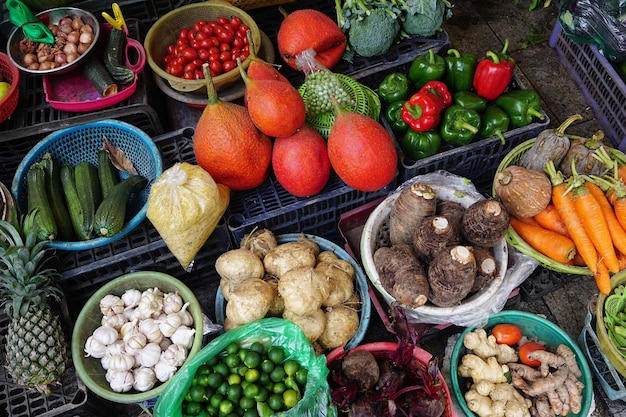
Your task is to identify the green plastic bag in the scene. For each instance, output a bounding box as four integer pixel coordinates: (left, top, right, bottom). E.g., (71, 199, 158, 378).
(154, 318, 337, 417)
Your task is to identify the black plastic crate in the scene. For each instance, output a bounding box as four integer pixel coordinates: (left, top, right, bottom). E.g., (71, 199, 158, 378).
(0, 19, 163, 142)
(518, 267, 574, 301)
(50, 128, 231, 318)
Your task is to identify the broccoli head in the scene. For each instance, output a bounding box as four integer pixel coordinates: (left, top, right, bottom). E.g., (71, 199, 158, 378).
(348, 8, 400, 58)
(402, 0, 450, 37)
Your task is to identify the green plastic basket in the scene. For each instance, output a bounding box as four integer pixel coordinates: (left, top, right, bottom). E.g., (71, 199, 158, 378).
(298, 73, 381, 139)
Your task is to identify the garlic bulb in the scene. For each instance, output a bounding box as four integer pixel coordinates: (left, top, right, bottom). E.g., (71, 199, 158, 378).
(101, 353, 112, 370)
(139, 318, 164, 343)
(120, 319, 138, 339)
(124, 332, 147, 355)
(170, 326, 196, 350)
(159, 313, 183, 338)
(84, 335, 107, 358)
(162, 343, 188, 367)
(109, 352, 136, 372)
(92, 325, 119, 345)
(133, 367, 157, 392)
(101, 312, 127, 330)
(106, 339, 126, 356)
(100, 294, 125, 316)
(154, 358, 177, 382)
(107, 369, 134, 393)
(121, 288, 142, 308)
(137, 288, 164, 319)
(163, 291, 183, 314)
(177, 303, 194, 327)
(135, 342, 161, 368)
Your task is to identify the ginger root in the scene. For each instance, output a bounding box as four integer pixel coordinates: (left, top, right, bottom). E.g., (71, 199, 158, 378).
(464, 328, 519, 364)
(465, 381, 531, 417)
(458, 354, 509, 384)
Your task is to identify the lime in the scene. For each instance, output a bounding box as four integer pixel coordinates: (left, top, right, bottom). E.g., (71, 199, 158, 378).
(270, 366, 286, 382)
(213, 362, 229, 377)
(243, 383, 260, 399)
(226, 342, 239, 355)
(268, 346, 285, 364)
(268, 393, 284, 411)
(228, 373, 241, 386)
(244, 351, 261, 369)
(207, 372, 223, 388)
(243, 409, 260, 417)
(295, 368, 308, 386)
(219, 399, 235, 415)
(272, 381, 286, 395)
(188, 384, 206, 403)
(226, 384, 242, 401)
(261, 359, 275, 374)
(224, 354, 241, 369)
(217, 381, 229, 396)
(210, 392, 224, 409)
(258, 371, 270, 386)
(198, 364, 212, 375)
(250, 341, 265, 354)
(254, 386, 269, 403)
(283, 389, 299, 408)
(206, 355, 219, 367)
(245, 368, 260, 383)
(238, 348, 250, 362)
(204, 403, 218, 416)
(283, 360, 300, 376)
(239, 395, 256, 411)
(185, 401, 203, 416)
(196, 373, 211, 387)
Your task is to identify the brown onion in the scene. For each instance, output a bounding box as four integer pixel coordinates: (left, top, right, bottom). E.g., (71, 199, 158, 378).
(66, 30, 80, 44)
(59, 24, 73, 35)
(39, 61, 52, 70)
(63, 42, 78, 55)
(66, 52, 79, 63)
(23, 53, 37, 66)
(58, 16, 73, 27)
(55, 53, 67, 65)
(80, 24, 94, 34)
(71, 16, 84, 31)
(79, 31, 93, 45)
(77, 43, 89, 54)
(28, 62, 40, 70)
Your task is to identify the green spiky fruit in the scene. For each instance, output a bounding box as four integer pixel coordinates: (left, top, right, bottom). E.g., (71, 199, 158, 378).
(0, 210, 67, 395)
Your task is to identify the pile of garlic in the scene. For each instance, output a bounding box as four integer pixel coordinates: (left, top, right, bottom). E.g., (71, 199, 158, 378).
(83, 287, 197, 393)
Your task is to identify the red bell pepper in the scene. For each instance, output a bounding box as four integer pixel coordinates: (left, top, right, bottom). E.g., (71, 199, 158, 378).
(473, 38, 515, 101)
(401, 91, 444, 132)
(419, 80, 452, 109)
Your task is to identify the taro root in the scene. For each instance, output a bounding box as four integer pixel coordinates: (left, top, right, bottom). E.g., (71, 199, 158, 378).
(462, 198, 510, 248)
(413, 215, 462, 263)
(428, 245, 477, 307)
(436, 199, 466, 231)
(342, 350, 380, 391)
(493, 165, 552, 218)
(373, 244, 429, 308)
(389, 183, 437, 246)
(470, 246, 497, 293)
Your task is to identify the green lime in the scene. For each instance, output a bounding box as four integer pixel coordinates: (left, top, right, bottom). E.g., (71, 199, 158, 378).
(226, 384, 242, 401)
(238, 365, 250, 377)
(196, 373, 211, 387)
(224, 354, 241, 369)
(188, 384, 206, 403)
(258, 371, 270, 386)
(217, 381, 229, 396)
(244, 351, 261, 369)
(210, 392, 224, 409)
(238, 348, 250, 362)
(243, 383, 260, 399)
(225, 342, 239, 355)
(243, 409, 260, 417)
(239, 395, 256, 411)
(295, 368, 308, 386)
(261, 359, 275, 374)
(254, 387, 269, 403)
(283, 360, 300, 376)
(207, 372, 223, 388)
(250, 341, 265, 354)
(198, 364, 212, 375)
(213, 362, 229, 377)
(219, 399, 235, 415)
(270, 366, 285, 382)
(206, 355, 219, 367)
(268, 346, 285, 364)
(283, 389, 299, 408)
(272, 381, 286, 395)
(204, 403, 218, 416)
(268, 393, 284, 411)
(185, 401, 203, 416)
(245, 368, 260, 383)
(228, 373, 241, 386)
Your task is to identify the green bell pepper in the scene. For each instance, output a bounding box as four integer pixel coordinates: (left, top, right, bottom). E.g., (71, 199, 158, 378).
(452, 91, 487, 113)
(378, 72, 410, 104)
(400, 129, 442, 160)
(385, 100, 409, 133)
(443, 49, 477, 93)
(440, 104, 481, 145)
(408, 48, 446, 89)
(494, 89, 545, 128)
(479, 105, 510, 144)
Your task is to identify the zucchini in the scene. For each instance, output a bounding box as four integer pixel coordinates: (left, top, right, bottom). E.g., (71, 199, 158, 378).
(60, 164, 91, 241)
(104, 28, 135, 84)
(75, 161, 101, 240)
(98, 149, 119, 199)
(94, 175, 148, 237)
(26, 162, 58, 241)
(84, 55, 118, 97)
(40, 153, 74, 241)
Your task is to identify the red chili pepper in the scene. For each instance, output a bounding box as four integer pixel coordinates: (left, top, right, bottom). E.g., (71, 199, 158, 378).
(401, 91, 444, 132)
(473, 39, 515, 101)
(418, 80, 452, 108)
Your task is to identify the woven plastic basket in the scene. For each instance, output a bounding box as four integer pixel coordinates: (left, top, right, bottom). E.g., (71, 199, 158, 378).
(215, 233, 372, 352)
(326, 341, 454, 417)
(492, 139, 626, 275)
(144, 0, 261, 94)
(0, 52, 20, 123)
(222, 0, 295, 10)
(11, 119, 163, 251)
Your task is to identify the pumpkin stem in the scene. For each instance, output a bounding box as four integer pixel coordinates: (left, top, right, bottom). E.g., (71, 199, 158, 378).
(555, 113, 583, 136)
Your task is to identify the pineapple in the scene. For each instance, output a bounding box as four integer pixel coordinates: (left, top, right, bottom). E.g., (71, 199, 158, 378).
(0, 209, 67, 395)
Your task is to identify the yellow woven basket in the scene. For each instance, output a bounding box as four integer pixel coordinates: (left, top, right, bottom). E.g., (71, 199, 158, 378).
(144, 0, 261, 94)
(493, 139, 626, 276)
(222, 0, 295, 10)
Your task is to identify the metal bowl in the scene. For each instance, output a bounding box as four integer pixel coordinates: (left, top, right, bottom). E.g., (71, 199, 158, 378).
(6, 7, 100, 75)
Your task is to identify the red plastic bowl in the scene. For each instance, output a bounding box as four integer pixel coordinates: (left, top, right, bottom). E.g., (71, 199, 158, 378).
(0, 52, 20, 123)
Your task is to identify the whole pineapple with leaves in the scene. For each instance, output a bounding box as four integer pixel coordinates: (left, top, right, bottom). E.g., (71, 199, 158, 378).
(0, 208, 67, 395)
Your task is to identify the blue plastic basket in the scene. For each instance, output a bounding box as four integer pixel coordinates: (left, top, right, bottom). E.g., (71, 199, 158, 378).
(11, 119, 163, 251)
(215, 233, 371, 351)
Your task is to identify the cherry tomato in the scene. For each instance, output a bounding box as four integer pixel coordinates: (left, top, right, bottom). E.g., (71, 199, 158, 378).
(220, 43, 231, 52)
(232, 37, 244, 49)
(194, 70, 204, 80)
(491, 324, 522, 346)
(198, 48, 211, 61)
(193, 20, 207, 32)
(183, 71, 195, 79)
(217, 29, 234, 43)
(218, 16, 229, 25)
(184, 62, 198, 73)
(167, 44, 176, 55)
(202, 24, 214, 36)
(199, 38, 213, 50)
(163, 54, 175, 65)
(518, 342, 546, 367)
(182, 47, 198, 61)
(178, 28, 189, 40)
(209, 60, 223, 75)
(195, 31, 208, 41)
(230, 16, 242, 31)
(167, 64, 184, 77)
(219, 51, 232, 62)
(222, 60, 236, 73)
(208, 46, 220, 56)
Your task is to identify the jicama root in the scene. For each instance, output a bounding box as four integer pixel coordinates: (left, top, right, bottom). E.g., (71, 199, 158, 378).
(463, 328, 519, 364)
(263, 234, 319, 277)
(315, 251, 355, 307)
(240, 228, 277, 259)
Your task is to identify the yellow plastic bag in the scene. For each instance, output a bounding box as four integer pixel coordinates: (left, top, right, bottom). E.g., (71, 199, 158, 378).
(147, 162, 230, 270)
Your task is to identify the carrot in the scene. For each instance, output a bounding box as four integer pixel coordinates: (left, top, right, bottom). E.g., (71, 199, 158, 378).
(533, 203, 570, 237)
(594, 259, 611, 296)
(510, 218, 576, 263)
(545, 161, 598, 274)
(618, 250, 626, 271)
(585, 180, 626, 258)
(511, 215, 542, 227)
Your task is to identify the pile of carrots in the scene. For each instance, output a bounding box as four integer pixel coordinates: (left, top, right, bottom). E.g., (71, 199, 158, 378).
(509, 148, 626, 295)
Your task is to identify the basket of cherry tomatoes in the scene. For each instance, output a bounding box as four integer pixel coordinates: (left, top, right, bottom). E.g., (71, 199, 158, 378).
(144, 0, 261, 93)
